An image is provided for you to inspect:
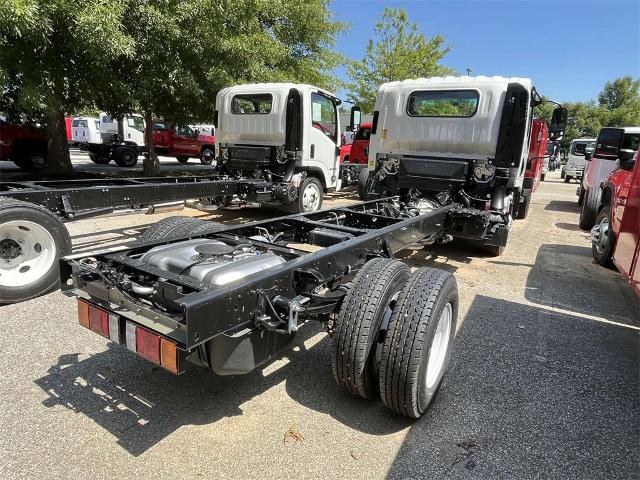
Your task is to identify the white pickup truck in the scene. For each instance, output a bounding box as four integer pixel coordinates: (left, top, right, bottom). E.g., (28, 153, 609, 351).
(214, 83, 361, 212)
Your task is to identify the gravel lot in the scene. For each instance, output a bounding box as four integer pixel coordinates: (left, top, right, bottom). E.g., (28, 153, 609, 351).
(0, 162, 638, 480)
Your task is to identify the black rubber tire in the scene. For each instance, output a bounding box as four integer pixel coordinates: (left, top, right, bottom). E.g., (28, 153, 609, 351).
(292, 176, 323, 213)
(564, 175, 571, 183)
(357, 167, 370, 200)
(89, 154, 111, 165)
(579, 187, 599, 230)
(560, 169, 566, 179)
(540, 174, 546, 182)
(12, 148, 47, 171)
(176, 156, 189, 164)
(591, 207, 615, 266)
(577, 187, 585, 206)
(332, 258, 410, 400)
(0, 198, 72, 304)
(114, 147, 138, 167)
(200, 147, 215, 165)
(137, 216, 225, 243)
(379, 268, 458, 419)
(516, 190, 531, 220)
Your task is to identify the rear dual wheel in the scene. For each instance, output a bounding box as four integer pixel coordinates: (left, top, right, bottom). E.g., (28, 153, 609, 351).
(332, 260, 458, 418)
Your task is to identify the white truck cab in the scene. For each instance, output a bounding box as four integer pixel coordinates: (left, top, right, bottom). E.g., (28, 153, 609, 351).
(71, 117, 101, 145)
(215, 83, 358, 212)
(80, 113, 146, 167)
(363, 75, 566, 254)
(563, 137, 595, 183)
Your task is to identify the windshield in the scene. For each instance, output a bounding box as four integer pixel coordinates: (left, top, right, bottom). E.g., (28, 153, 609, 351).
(622, 133, 640, 151)
(571, 142, 594, 156)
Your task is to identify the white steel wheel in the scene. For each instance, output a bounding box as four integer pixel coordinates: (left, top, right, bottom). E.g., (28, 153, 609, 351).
(425, 302, 453, 389)
(301, 180, 322, 212)
(0, 220, 57, 288)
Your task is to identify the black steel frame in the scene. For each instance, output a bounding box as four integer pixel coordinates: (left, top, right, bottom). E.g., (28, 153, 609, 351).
(0, 176, 274, 218)
(61, 199, 455, 350)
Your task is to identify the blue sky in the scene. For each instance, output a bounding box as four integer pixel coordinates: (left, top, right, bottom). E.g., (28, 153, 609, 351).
(330, 0, 640, 103)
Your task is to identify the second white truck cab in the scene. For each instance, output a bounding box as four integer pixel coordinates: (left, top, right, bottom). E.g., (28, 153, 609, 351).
(562, 137, 595, 183)
(215, 83, 358, 212)
(80, 113, 146, 167)
(362, 75, 566, 254)
(71, 117, 101, 145)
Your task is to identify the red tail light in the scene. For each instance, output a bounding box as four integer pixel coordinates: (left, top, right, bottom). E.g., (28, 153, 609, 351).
(136, 327, 161, 364)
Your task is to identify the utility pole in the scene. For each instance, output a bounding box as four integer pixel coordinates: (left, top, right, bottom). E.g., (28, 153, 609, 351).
(466, 67, 472, 76)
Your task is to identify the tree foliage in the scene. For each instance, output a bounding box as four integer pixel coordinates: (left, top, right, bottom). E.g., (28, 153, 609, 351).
(347, 8, 453, 113)
(0, 0, 344, 174)
(535, 76, 640, 153)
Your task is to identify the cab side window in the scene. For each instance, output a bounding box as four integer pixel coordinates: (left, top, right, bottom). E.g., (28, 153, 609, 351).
(311, 92, 337, 141)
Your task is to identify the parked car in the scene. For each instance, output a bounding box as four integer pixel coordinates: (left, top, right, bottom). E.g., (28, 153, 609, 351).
(0, 119, 48, 170)
(71, 116, 101, 146)
(562, 137, 595, 183)
(578, 127, 640, 229)
(153, 123, 216, 165)
(591, 150, 640, 295)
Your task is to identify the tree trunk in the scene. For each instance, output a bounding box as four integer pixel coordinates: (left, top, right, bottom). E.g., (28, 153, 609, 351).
(143, 111, 160, 176)
(44, 104, 72, 174)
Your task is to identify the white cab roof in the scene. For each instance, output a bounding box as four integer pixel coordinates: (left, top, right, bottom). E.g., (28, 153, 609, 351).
(219, 83, 336, 98)
(378, 75, 533, 91)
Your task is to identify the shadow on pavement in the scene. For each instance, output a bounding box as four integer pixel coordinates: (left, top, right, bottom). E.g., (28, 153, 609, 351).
(34, 322, 410, 456)
(554, 222, 583, 231)
(544, 200, 580, 213)
(386, 294, 639, 479)
(524, 243, 638, 322)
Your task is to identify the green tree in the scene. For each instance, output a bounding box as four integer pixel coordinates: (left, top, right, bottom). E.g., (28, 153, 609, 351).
(0, 0, 135, 173)
(598, 76, 640, 110)
(1, 0, 344, 175)
(347, 8, 453, 112)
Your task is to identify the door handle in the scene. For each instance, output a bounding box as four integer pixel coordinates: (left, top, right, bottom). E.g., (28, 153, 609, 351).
(310, 144, 315, 159)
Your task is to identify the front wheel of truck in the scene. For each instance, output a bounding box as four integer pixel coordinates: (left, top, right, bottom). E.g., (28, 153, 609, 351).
(591, 206, 615, 266)
(293, 177, 323, 213)
(0, 198, 72, 304)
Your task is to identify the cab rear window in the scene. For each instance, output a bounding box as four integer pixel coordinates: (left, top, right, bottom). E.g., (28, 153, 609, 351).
(355, 127, 371, 140)
(72, 119, 88, 127)
(231, 94, 273, 114)
(407, 90, 479, 117)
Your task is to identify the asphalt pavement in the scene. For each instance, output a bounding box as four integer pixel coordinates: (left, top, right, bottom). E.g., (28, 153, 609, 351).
(0, 164, 638, 480)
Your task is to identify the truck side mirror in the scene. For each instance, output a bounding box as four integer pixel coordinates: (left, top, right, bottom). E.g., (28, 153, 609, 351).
(549, 107, 567, 140)
(349, 106, 361, 132)
(619, 148, 635, 162)
(584, 152, 592, 161)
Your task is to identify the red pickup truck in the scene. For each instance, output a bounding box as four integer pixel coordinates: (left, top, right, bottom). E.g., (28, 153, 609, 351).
(153, 124, 216, 165)
(518, 119, 549, 219)
(592, 149, 640, 295)
(340, 122, 372, 185)
(0, 119, 48, 170)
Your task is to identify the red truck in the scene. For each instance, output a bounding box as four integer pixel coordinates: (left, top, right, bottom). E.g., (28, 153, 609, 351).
(0, 119, 48, 170)
(592, 149, 640, 295)
(518, 119, 549, 219)
(340, 122, 372, 185)
(152, 124, 216, 165)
